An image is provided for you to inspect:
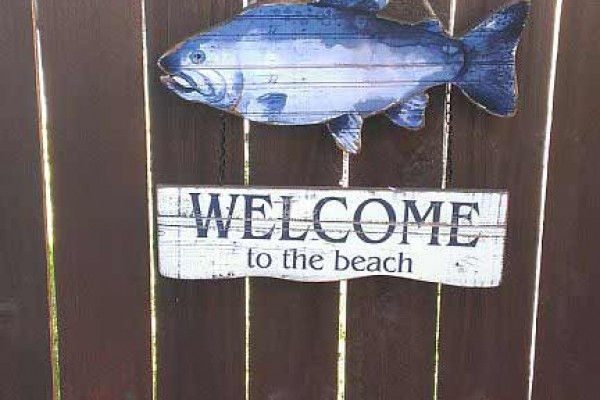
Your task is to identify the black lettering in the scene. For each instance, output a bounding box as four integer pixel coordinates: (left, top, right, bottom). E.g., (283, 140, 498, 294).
(291, 249, 306, 269)
(335, 250, 350, 270)
(398, 253, 413, 273)
(256, 252, 272, 268)
(354, 198, 396, 244)
(309, 254, 324, 270)
(448, 202, 480, 247)
(283, 249, 291, 269)
(383, 257, 396, 272)
(190, 193, 238, 238)
(243, 195, 275, 240)
(366, 257, 381, 272)
(281, 196, 309, 241)
(402, 200, 443, 245)
(247, 248, 256, 268)
(351, 255, 366, 271)
(314, 197, 349, 243)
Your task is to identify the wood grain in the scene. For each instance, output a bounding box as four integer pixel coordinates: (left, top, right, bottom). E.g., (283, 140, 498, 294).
(438, 1, 559, 398)
(346, 1, 449, 397)
(347, 90, 445, 400)
(532, 2, 600, 398)
(249, 65, 342, 400)
(0, 1, 53, 399)
(36, 0, 152, 398)
(145, 0, 246, 398)
(247, 4, 340, 397)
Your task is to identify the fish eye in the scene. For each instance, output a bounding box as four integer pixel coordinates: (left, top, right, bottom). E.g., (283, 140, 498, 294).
(189, 51, 206, 64)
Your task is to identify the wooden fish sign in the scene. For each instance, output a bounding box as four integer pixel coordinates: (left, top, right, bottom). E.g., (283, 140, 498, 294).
(158, 0, 530, 153)
(157, 187, 509, 287)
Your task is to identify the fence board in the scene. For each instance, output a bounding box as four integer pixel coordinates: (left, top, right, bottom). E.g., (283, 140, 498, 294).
(347, 90, 445, 400)
(248, 3, 451, 397)
(145, 0, 246, 398)
(249, 1, 341, 395)
(36, 0, 151, 398)
(0, 1, 53, 399)
(250, 123, 341, 399)
(346, 1, 449, 397)
(532, 2, 600, 398)
(438, 1, 558, 398)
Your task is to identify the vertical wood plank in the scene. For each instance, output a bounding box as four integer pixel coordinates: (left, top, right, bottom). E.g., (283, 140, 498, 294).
(346, 1, 450, 398)
(347, 91, 445, 400)
(532, 2, 600, 398)
(250, 124, 342, 399)
(36, 0, 151, 398)
(0, 1, 53, 399)
(438, 1, 558, 398)
(248, 2, 342, 396)
(145, 0, 246, 398)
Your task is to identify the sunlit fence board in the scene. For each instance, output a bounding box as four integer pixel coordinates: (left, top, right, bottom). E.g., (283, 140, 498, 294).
(36, 0, 152, 398)
(145, 0, 246, 398)
(0, 1, 52, 399)
(439, 0, 560, 398)
(245, 1, 342, 397)
(346, 1, 450, 397)
(533, 2, 600, 398)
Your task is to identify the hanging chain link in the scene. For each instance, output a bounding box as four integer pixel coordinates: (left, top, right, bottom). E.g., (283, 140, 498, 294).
(218, 112, 227, 185)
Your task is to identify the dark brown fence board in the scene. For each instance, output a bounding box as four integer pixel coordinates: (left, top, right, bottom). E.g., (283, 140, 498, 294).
(532, 2, 600, 398)
(250, 123, 341, 399)
(36, 0, 151, 398)
(246, 5, 448, 398)
(145, 0, 246, 398)
(346, 89, 445, 400)
(438, 1, 558, 398)
(346, 2, 449, 398)
(0, 1, 53, 399)
(249, 2, 341, 394)
(249, 277, 339, 400)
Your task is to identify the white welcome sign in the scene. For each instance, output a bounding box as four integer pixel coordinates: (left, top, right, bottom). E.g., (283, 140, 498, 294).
(157, 186, 508, 287)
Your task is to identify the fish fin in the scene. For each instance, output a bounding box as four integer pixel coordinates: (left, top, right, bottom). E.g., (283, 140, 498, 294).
(310, 0, 389, 13)
(455, 1, 530, 117)
(256, 93, 287, 119)
(418, 19, 445, 34)
(327, 114, 363, 154)
(385, 93, 429, 130)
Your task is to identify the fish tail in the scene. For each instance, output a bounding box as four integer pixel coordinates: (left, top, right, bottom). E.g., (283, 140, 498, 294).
(454, 1, 530, 116)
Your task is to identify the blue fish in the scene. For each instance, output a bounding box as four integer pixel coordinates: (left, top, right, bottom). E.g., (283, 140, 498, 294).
(159, 0, 530, 153)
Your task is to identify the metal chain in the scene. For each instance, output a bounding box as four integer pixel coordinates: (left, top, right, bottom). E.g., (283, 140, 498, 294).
(443, 86, 454, 188)
(445, 96, 454, 186)
(218, 112, 227, 185)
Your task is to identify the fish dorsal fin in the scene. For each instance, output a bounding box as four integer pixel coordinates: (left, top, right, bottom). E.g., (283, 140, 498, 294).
(310, 0, 389, 13)
(418, 19, 445, 34)
(327, 114, 363, 154)
(385, 93, 429, 130)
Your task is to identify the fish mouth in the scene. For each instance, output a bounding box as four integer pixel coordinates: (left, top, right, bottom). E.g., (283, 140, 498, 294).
(160, 72, 218, 99)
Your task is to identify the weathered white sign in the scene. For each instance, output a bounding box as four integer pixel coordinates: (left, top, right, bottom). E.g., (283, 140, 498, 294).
(157, 186, 508, 287)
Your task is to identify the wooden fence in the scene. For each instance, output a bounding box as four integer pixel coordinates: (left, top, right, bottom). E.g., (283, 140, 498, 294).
(1, 0, 598, 399)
